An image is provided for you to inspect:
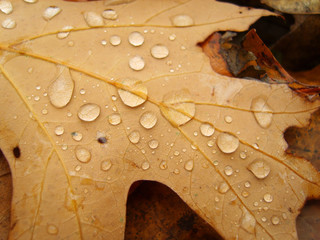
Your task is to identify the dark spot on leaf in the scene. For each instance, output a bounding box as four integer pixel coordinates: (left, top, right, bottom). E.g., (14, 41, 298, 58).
(178, 214, 195, 231)
(13, 146, 20, 158)
(97, 137, 107, 144)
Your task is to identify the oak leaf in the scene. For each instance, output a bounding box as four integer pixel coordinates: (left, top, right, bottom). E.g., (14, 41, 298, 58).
(0, 0, 319, 239)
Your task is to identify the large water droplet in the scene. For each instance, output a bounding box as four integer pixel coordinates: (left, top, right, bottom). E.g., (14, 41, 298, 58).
(117, 78, 148, 107)
(148, 139, 159, 149)
(141, 161, 150, 170)
(108, 113, 121, 125)
(57, 26, 73, 39)
(184, 160, 194, 171)
(217, 133, 239, 154)
(171, 15, 194, 27)
(78, 103, 100, 122)
(47, 224, 58, 235)
(128, 31, 144, 46)
(224, 165, 233, 176)
(101, 160, 112, 171)
(84, 11, 104, 27)
(160, 89, 195, 127)
(24, 0, 37, 3)
(2, 18, 16, 29)
(110, 35, 121, 46)
(102, 9, 118, 20)
(128, 130, 140, 144)
(240, 209, 256, 233)
(48, 66, 74, 108)
(43, 6, 61, 20)
(0, 1, 12, 14)
(55, 125, 64, 136)
(251, 97, 273, 128)
(263, 193, 273, 203)
(271, 216, 280, 225)
(248, 159, 270, 179)
(200, 123, 215, 137)
(75, 147, 91, 163)
(140, 111, 157, 129)
(150, 45, 169, 59)
(218, 182, 229, 193)
(129, 55, 145, 71)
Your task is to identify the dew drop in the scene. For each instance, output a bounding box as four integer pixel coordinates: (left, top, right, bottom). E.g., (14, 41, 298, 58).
(102, 9, 118, 20)
(171, 15, 194, 27)
(140, 111, 157, 129)
(240, 209, 256, 233)
(117, 78, 148, 107)
(248, 159, 270, 179)
(169, 34, 176, 41)
(128, 31, 144, 46)
(173, 168, 180, 174)
(61, 144, 68, 151)
(224, 165, 233, 176)
(207, 140, 214, 147)
(240, 151, 247, 159)
(79, 89, 86, 95)
(57, 26, 73, 39)
(128, 130, 140, 144)
(24, 0, 37, 3)
(184, 160, 194, 171)
(217, 133, 239, 154)
(43, 6, 61, 20)
(84, 11, 104, 27)
(78, 103, 100, 122)
(34, 95, 40, 101)
(200, 123, 215, 137)
(244, 181, 251, 188)
(2, 18, 16, 29)
(0, 1, 12, 14)
(110, 35, 121, 46)
(174, 150, 180, 156)
(224, 115, 233, 123)
(75, 147, 91, 163)
(48, 66, 74, 108)
(41, 109, 48, 115)
(55, 125, 64, 136)
(141, 161, 150, 170)
(251, 97, 273, 128)
(148, 139, 159, 149)
(263, 193, 273, 203)
(282, 213, 287, 220)
(47, 224, 58, 235)
(101, 40, 107, 46)
(218, 182, 229, 193)
(150, 44, 169, 59)
(159, 160, 167, 170)
(100, 160, 112, 171)
(241, 190, 249, 198)
(129, 55, 145, 71)
(108, 113, 121, 125)
(75, 165, 81, 172)
(271, 216, 280, 225)
(261, 216, 267, 222)
(111, 95, 117, 101)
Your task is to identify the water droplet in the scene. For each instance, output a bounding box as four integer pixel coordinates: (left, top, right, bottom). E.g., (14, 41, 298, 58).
(253, 143, 259, 149)
(261, 216, 267, 222)
(102, 9, 118, 20)
(117, 78, 148, 107)
(129, 55, 145, 71)
(241, 190, 249, 198)
(248, 159, 270, 179)
(41, 109, 48, 115)
(240, 209, 256, 233)
(34, 95, 40, 101)
(43, 6, 61, 20)
(263, 193, 273, 203)
(55, 125, 64, 136)
(200, 123, 215, 137)
(101, 160, 112, 171)
(24, 0, 37, 3)
(72, 132, 83, 141)
(2, 18, 16, 29)
(48, 66, 74, 108)
(75, 147, 91, 163)
(159, 160, 167, 170)
(251, 97, 273, 128)
(108, 113, 121, 125)
(184, 160, 194, 171)
(171, 15, 194, 27)
(169, 34, 176, 41)
(75, 165, 81, 171)
(68, 40, 74, 47)
(224, 115, 233, 123)
(253, 202, 259, 207)
(217, 133, 239, 154)
(128, 130, 140, 144)
(140, 111, 157, 129)
(61, 144, 68, 151)
(141, 161, 150, 170)
(160, 89, 195, 127)
(150, 45, 169, 59)
(282, 213, 287, 220)
(239, 151, 247, 159)
(0, 1, 13, 14)
(128, 31, 144, 46)
(174, 150, 180, 156)
(79, 89, 86, 95)
(224, 165, 233, 176)
(110, 35, 121, 46)
(148, 139, 159, 149)
(111, 95, 117, 101)
(84, 11, 104, 27)
(57, 26, 73, 39)
(47, 224, 58, 235)
(78, 103, 100, 122)
(35, 85, 41, 90)
(218, 182, 229, 193)
(244, 181, 251, 188)
(101, 40, 107, 45)
(271, 216, 280, 225)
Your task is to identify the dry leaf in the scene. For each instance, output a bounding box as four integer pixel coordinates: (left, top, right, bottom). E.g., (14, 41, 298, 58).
(261, 0, 320, 14)
(0, 0, 319, 239)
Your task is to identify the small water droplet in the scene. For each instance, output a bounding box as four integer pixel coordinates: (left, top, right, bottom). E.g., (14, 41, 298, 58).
(2, 18, 16, 29)
(75, 165, 81, 172)
(72, 132, 83, 141)
(241, 190, 249, 198)
(213, 160, 219, 166)
(251, 97, 273, 128)
(253, 143, 259, 149)
(128, 31, 144, 46)
(78, 103, 100, 122)
(282, 213, 287, 220)
(261, 216, 267, 222)
(108, 113, 121, 125)
(84, 11, 104, 27)
(100, 160, 112, 171)
(68, 40, 74, 47)
(117, 78, 148, 107)
(263, 193, 273, 203)
(217, 133, 239, 154)
(253, 202, 259, 207)
(224, 165, 233, 176)
(140, 111, 157, 129)
(75, 147, 91, 163)
(244, 181, 251, 188)
(200, 123, 215, 137)
(35, 85, 41, 90)
(174, 150, 180, 156)
(47, 224, 58, 235)
(79, 89, 86, 95)
(141, 161, 150, 170)
(129, 55, 145, 71)
(102, 9, 118, 20)
(0, 1, 12, 14)
(55, 125, 64, 136)
(150, 44, 169, 59)
(101, 39, 107, 46)
(271, 216, 280, 225)
(171, 15, 194, 27)
(128, 130, 140, 144)
(159, 160, 167, 170)
(207, 140, 214, 147)
(41, 109, 48, 115)
(168, 34, 176, 41)
(148, 139, 159, 149)
(218, 182, 229, 193)
(61, 144, 68, 150)
(34, 95, 40, 101)
(110, 35, 121, 46)
(248, 159, 270, 179)
(224, 115, 233, 123)
(43, 6, 61, 20)
(57, 26, 73, 39)
(240, 151, 247, 159)
(173, 168, 180, 174)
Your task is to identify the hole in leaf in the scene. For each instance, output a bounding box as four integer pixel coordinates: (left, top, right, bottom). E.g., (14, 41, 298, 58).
(125, 181, 222, 240)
